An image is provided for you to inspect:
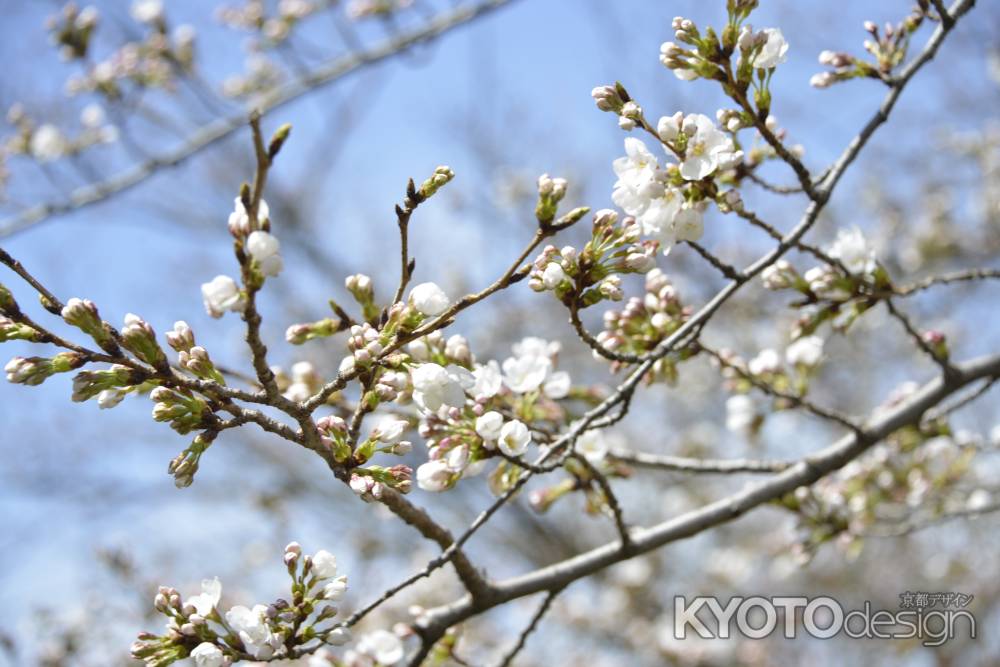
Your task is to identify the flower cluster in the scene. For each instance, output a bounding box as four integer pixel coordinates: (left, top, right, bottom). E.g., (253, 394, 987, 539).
(217, 0, 329, 47)
(408, 337, 573, 493)
(657, 6, 788, 115)
(167, 321, 225, 384)
(715, 336, 825, 435)
(720, 336, 825, 392)
(610, 133, 723, 252)
(590, 269, 698, 383)
(661, 18, 788, 81)
(783, 413, 982, 562)
(60, 2, 197, 97)
(529, 209, 656, 306)
(4, 103, 118, 164)
(46, 2, 100, 60)
(132, 544, 350, 666)
(347, 415, 415, 499)
(760, 227, 891, 337)
(4, 352, 85, 386)
(204, 194, 285, 316)
(810, 9, 933, 88)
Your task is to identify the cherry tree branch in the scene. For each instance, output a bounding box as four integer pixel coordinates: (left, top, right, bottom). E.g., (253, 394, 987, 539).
(412, 352, 1000, 657)
(609, 449, 792, 474)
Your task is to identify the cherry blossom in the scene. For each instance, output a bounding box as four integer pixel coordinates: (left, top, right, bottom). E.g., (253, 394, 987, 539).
(786, 336, 824, 367)
(416, 459, 454, 492)
(246, 230, 283, 277)
(225, 604, 282, 659)
(131, 0, 164, 24)
(410, 363, 471, 412)
(498, 419, 531, 456)
(576, 429, 609, 462)
(751, 28, 789, 69)
(201, 275, 243, 318)
(408, 282, 450, 317)
(184, 577, 221, 617)
(356, 629, 404, 665)
(502, 351, 551, 393)
(312, 550, 339, 579)
(475, 411, 504, 441)
(190, 643, 224, 667)
(726, 395, 758, 434)
(678, 114, 736, 181)
(612, 138, 665, 216)
(471, 360, 502, 399)
(828, 227, 877, 275)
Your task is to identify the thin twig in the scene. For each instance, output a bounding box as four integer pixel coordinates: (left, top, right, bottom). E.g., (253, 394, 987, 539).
(893, 268, 1000, 296)
(701, 344, 860, 432)
(743, 170, 804, 195)
(883, 299, 956, 375)
(493, 587, 564, 667)
(571, 453, 633, 551)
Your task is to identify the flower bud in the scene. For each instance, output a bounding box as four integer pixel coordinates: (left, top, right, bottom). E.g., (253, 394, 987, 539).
(0, 284, 17, 314)
(419, 166, 454, 198)
(61, 297, 117, 351)
(122, 314, 167, 368)
(165, 321, 195, 352)
(0, 316, 40, 342)
(591, 85, 624, 113)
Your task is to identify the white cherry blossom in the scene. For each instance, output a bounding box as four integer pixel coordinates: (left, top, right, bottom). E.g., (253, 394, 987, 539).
(416, 459, 453, 492)
(471, 360, 502, 399)
(512, 337, 560, 359)
(131, 0, 164, 23)
(475, 411, 504, 441)
(190, 643, 224, 667)
(312, 550, 338, 579)
(638, 188, 683, 242)
(30, 124, 66, 162)
(786, 336, 824, 367)
(541, 262, 567, 289)
(673, 205, 705, 242)
(726, 395, 757, 433)
(201, 275, 243, 318)
(499, 419, 531, 456)
(576, 429, 608, 462)
(828, 227, 877, 275)
(322, 576, 348, 600)
(225, 604, 281, 660)
(679, 114, 735, 181)
(543, 370, 571, 398)
(185, 577, 221, 617)
(410, 363, 471, 411)
(408, 282, 450, 317)
(247, 231, 283, 277)
(751, 28, 789, 69)
(502, 353, 551, 393)
(357, 629, 404, 665)
(612, 138, 665, 216)
(748, 348, 781, 375)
